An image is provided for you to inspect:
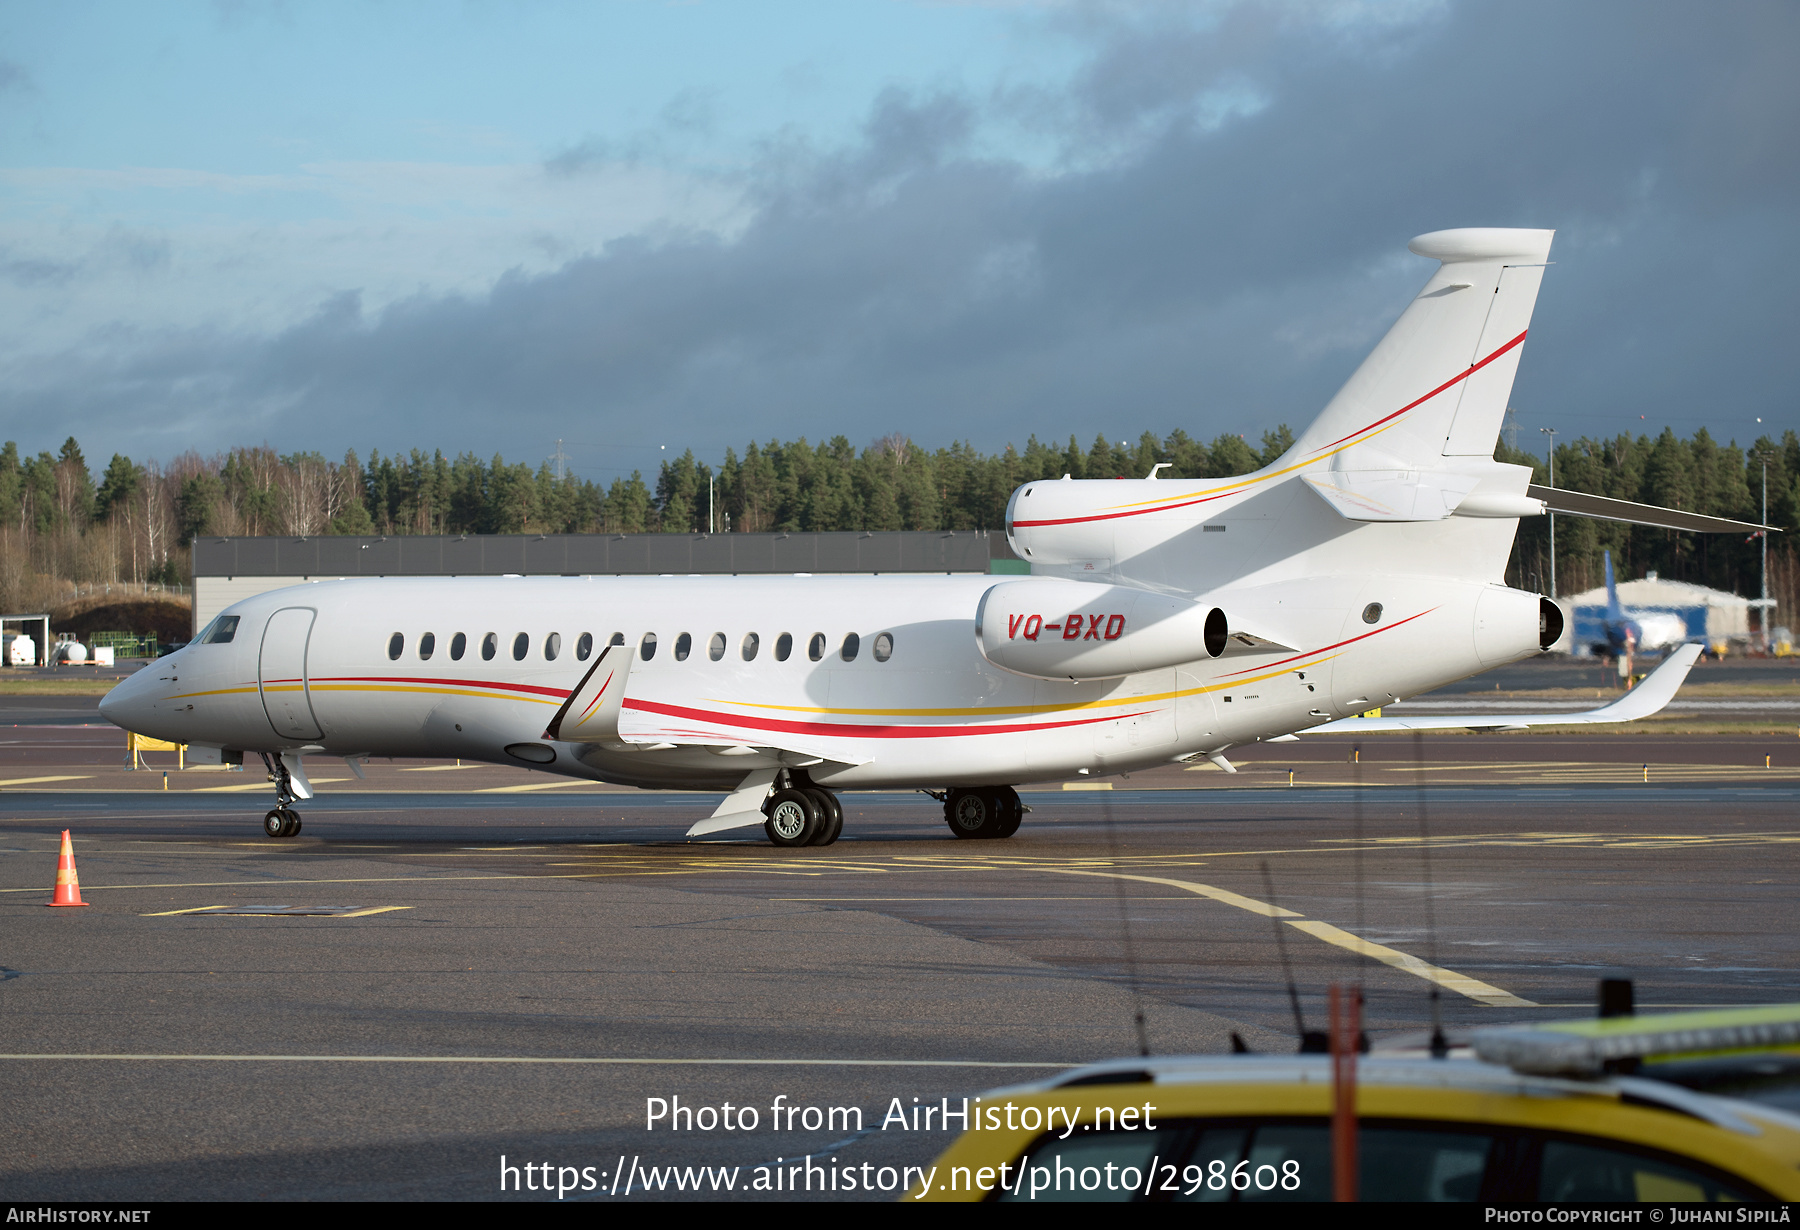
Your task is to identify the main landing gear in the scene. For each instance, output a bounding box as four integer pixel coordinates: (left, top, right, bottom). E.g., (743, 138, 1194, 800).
(258, 752, 303, 840)
(941, 786, 1023, 840)
(763, 770, 843, 848)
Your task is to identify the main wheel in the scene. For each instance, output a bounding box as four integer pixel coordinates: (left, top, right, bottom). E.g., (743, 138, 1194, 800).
(283, 811, 302, 837)
(993, 787, 1023, 838)
(805, 789, 842, 846)
(263, 809, 286, 838)
(764, 788, 820, 847)
(945, 787, 1006, 839)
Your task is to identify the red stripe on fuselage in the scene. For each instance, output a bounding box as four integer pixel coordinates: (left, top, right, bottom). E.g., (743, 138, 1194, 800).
(1218, 607, 1437, 677)
(622, 698, 1155, 740)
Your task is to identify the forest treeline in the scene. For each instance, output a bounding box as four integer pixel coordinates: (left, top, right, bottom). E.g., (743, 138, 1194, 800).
(2, 426, 1797, 623)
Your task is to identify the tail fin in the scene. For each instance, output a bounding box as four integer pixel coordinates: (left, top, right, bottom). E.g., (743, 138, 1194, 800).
(1604, 550, 1624, 622)
(1290, 228, 1554, 469)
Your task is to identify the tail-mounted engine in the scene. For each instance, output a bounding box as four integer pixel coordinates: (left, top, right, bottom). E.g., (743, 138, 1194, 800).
(976, 579, 1226, 681)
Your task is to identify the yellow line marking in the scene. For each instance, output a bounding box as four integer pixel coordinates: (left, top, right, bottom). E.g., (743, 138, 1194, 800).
(475, 779, 604, 794)
(141, 905, 413, 918)
(0, 775, 94, 787)
(1041, 868, 1301, 919)
(1285, 920, 1534, 1007)
(1062, 781, 1114, 791)
(192, 778, 349, 794)
(140, 905, 227, 916)
(402, 764, 482, 772)
(0, 1054, 1069, 1068)
(1032, 867, 1533, 1005)
(0, 874, 545, 894)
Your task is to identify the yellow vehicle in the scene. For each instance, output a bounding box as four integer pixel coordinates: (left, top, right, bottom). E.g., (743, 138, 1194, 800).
(914, 1005, 1800, 1202)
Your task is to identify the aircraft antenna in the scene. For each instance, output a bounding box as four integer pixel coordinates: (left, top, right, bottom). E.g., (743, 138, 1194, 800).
(1413, 731, 1449, 1058)
(1262, 861, 1324, 1052)
(1101, 795, 1151, 1057)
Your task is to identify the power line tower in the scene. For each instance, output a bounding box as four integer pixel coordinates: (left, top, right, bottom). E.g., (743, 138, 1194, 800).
(549, 439, 570, 482)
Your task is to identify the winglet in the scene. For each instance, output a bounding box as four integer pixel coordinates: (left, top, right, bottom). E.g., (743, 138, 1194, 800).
(1306, 643, 1701, 733)
(543, 642, 632, 743)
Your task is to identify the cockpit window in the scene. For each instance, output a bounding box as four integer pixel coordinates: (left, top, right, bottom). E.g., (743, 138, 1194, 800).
(202, 616, 240, 645)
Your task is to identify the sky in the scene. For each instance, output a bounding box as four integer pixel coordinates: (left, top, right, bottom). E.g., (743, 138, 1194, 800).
(2, 0, 1796, 481)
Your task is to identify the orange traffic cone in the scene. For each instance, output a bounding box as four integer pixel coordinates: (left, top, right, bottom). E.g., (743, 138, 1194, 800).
(46, 829, 89, 907)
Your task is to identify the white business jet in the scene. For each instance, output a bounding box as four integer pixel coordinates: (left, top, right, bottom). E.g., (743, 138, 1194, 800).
(98, 228, 1766, 845)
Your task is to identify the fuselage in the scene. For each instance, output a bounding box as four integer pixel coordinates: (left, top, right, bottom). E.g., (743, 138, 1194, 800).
(98, 566, 1540, 792)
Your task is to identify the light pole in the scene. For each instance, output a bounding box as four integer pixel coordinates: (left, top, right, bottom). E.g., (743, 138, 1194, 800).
(1756, 451, 1770, 652)
(1539, 426, 1558, 599)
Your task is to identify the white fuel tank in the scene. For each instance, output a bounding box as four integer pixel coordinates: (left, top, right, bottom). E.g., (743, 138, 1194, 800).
(976, 579, 1226, 680)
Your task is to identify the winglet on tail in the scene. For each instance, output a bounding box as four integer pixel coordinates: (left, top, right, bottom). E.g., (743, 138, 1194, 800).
(1604, 550, 1624, 622)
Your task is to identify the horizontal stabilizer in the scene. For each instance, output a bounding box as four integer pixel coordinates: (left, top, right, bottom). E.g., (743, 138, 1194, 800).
(1529, 486, 1775, 535)
(1307, 643, 1701, 732)
(543, 643, 631, 743)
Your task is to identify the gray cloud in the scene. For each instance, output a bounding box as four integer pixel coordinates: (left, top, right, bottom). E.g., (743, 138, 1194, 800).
(6, 0, 1798, 470)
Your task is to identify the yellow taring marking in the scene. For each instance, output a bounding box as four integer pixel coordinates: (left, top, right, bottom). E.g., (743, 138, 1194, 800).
(1062, 782, 1113, 791)
(1286, 920, 1534, 1007)
(1039, 868, 1302, 920)
(192, 778, 349, 793)
(476, 779, 604, 794)
(0, 775, 93, 787)
(139, 905, 413, 918)
(402, 764, 481, 772)
(0, 1053, 1069, 1068)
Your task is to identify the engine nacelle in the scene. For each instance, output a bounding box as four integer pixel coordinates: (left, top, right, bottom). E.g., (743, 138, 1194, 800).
(975, 580, 1226, 680)
(1473, 586, 1556, 665)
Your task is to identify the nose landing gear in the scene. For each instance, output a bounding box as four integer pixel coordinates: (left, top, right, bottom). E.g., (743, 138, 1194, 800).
(257, 752, 304, 839)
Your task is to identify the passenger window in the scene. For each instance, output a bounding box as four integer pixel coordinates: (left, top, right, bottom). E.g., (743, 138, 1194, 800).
(1537, 1139, 1755, 1203)
(640, 632, 657, 661)
(674, 632, 692, 661)
(545, 632, 561, 661)
(873, 632, 893, 662)
(808, 633, 825, 661)
(841, 632, 860, 662)
(575, 632, 593, 661)
(742, 632, 759, 661)
(450, 632, 466, 661)
(419, 632, 436, 661)
(609, 632, 625, 647)
(481, 632, 497, 661)
(388, 632, 404, 660)
(708, 632, 726, 661)
(202, 616, 240, 645)
(774, 632, 793, 662)
(512, 632, 529, 661)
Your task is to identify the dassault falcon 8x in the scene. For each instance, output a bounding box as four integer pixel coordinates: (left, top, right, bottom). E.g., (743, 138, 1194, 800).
(98, 228, 1766, 845)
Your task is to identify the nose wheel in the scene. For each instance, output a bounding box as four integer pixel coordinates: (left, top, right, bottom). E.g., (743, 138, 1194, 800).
(257, 752, 303, 838)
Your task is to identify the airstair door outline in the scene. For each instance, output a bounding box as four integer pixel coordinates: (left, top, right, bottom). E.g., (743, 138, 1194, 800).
(260, 607, 323, 741)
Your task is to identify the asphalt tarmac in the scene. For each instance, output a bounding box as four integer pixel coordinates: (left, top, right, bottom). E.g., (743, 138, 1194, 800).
(4, 721, 1798, 1201)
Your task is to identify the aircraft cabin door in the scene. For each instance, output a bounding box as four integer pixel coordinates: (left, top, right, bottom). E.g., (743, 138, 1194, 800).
(260, 607, 324, 741)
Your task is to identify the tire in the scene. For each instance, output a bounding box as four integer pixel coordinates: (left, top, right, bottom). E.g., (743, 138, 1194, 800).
(264, 809, 286, 839)
(945, 787, 1004, 839)
(994, 787, 1023, 838)
(805, 789, 842, 846)
(286, 812, 302, 837)
(764, 788, 820, 847)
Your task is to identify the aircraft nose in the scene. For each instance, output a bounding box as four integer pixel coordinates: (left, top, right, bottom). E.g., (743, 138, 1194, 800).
(98, 668, 153, 732)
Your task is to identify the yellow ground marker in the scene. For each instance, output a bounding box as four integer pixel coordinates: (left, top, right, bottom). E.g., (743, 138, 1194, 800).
(0, 775, 94, 787)
(194, 778, 347, 793)
(476, 779, 601, 793)
(402, 764, 481, 772)
(141, 905, 413, 918)
(1061, 781, 1113, 791)
(1039, 866, 1535, 1007)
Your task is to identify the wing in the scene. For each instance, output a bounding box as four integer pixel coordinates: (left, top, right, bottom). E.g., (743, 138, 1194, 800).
(543, 642, 633, 742)
(1307, 643, 1701, 733)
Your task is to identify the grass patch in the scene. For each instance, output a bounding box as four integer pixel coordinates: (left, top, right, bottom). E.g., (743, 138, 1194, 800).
(0, 676, 120, 696)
